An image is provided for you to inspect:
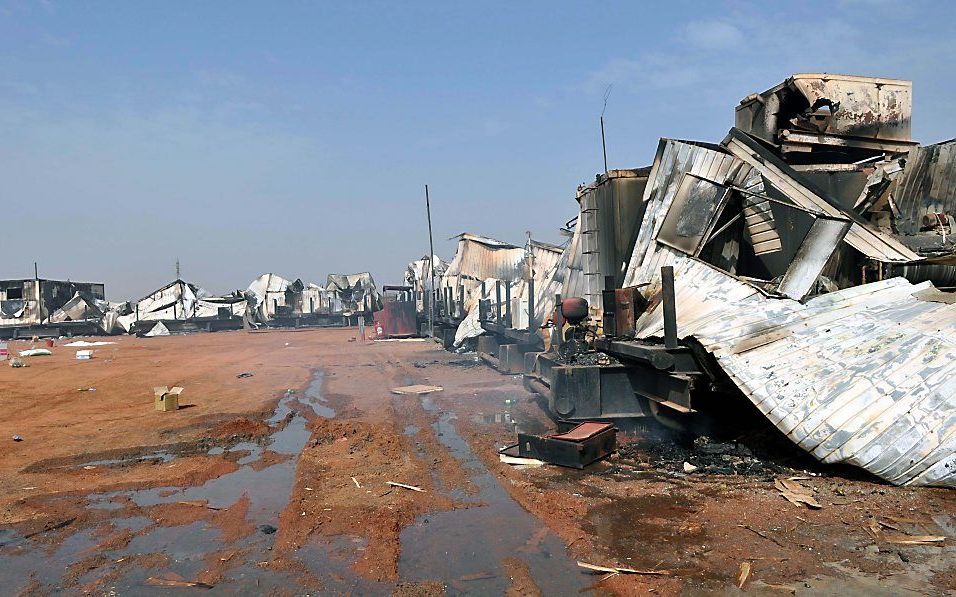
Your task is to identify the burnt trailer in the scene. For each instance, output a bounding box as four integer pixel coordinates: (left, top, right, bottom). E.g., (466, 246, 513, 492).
(0, 278, 107, 339)
(123, 279, 246, 336)
(471, 238, 563, 372)
(428, 233, 526, 349)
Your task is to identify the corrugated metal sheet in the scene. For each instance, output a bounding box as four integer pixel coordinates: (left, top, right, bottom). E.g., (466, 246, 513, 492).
(443, 233, 525, 283)
(624, 139, 746, 288)
(529, 240, 562, 280)
(723, 129, 920, 263)
(576, 169, 650, 319)
(892, 139, 956, 236)
(632, 259, 955, 487)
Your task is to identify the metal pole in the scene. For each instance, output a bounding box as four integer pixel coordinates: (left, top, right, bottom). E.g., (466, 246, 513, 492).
(504, 281, 512, 328)
(600, 116, 608, 175)
(661, 266, 678, 349)
(554, 293, 563, 350)
(495, 280, 502, 326)
(425, 185, 436, 338)
(527, 277, 535, 331)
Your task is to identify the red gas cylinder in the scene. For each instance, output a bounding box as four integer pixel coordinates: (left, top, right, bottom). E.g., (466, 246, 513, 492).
(560, 297, 589, 325)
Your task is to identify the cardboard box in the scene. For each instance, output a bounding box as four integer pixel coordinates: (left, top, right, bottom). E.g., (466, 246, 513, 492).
(154, 386, 183, 412)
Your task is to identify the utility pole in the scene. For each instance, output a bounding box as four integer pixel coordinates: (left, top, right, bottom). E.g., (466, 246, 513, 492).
(176, 258, 181, 280)
(425, 185, 436, 338)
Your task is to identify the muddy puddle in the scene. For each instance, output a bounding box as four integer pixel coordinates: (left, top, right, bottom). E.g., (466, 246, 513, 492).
(398, 396, 586, 594)
(0, 371, 339, 594)
(584, 494, 704, 570)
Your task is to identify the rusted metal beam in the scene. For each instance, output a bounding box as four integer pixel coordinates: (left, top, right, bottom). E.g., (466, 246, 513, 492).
(661, 265, 678, 349)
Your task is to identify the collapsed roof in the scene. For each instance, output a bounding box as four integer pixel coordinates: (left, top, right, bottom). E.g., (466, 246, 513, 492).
(616, 128, 954, 487)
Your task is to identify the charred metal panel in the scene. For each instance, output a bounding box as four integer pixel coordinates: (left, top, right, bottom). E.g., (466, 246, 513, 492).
(656, 173, 731, 256)
(612, 287, 643, 336)
(576, 168, 650, 318)
(723, 128, 920, 263)
(891, 140, 956, 236)
(777, 217, 851, 299)
(374, 286, 417, 338)
(736, 74, 914, 161)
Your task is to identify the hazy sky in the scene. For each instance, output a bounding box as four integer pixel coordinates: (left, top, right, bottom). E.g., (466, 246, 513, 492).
(3, 1, 956, 299)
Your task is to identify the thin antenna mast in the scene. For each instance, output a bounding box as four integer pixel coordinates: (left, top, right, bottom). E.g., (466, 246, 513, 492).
(600, 85, 612, 175)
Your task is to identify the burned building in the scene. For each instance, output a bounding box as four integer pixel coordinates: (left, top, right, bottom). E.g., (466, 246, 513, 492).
(326, 272, 381, 321)
(0, 278, 106, 338)
(118, 279, 246, 335)
(246, 273, 364, 328)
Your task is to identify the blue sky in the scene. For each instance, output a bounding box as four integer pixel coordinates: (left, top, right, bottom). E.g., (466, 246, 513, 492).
(3, 0, 955, 299)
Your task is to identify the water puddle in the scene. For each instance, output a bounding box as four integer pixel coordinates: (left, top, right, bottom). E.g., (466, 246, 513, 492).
(0, 370, 337, 593)
(398, 402, 586, 594)
(80, 450, 177, 468)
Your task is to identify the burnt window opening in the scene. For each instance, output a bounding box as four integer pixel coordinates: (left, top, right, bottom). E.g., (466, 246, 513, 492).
(657, 174, 732, 256)
(5, 287, 23, 300)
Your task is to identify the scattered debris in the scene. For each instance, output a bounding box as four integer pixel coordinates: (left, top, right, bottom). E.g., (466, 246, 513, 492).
(576, 561, 672, 576)
(144, 321, 170, 337)
(22, 517, 76, 539)
(513, 422, 616, 469)
(75, 350, 93, 360)
(738, 524, 786, 548)
(18, 348, 51, 357)
(737, 561, 752, 589)
(884, 535, 947, 546)
(146, 575, 214, 589)
(236, 372, 254, 379)
(63, 341, 115, 347)
(257, 524, 277, 535)
(390, 385, 443, 395)
(12, 435, 22, 442)
(774, 478, 822, 509)
(499, 452, 545, 468)
(387, 481, 424, 492)
(351, 476, 362, 488)
(865, 520, 947, 546)
(9, 358, 27, 368)
(683, 462, 698, 473)
(77, 387, 96, 392)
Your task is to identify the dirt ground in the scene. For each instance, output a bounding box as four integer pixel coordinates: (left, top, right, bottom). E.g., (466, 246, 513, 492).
(0, 328, 953, 595)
